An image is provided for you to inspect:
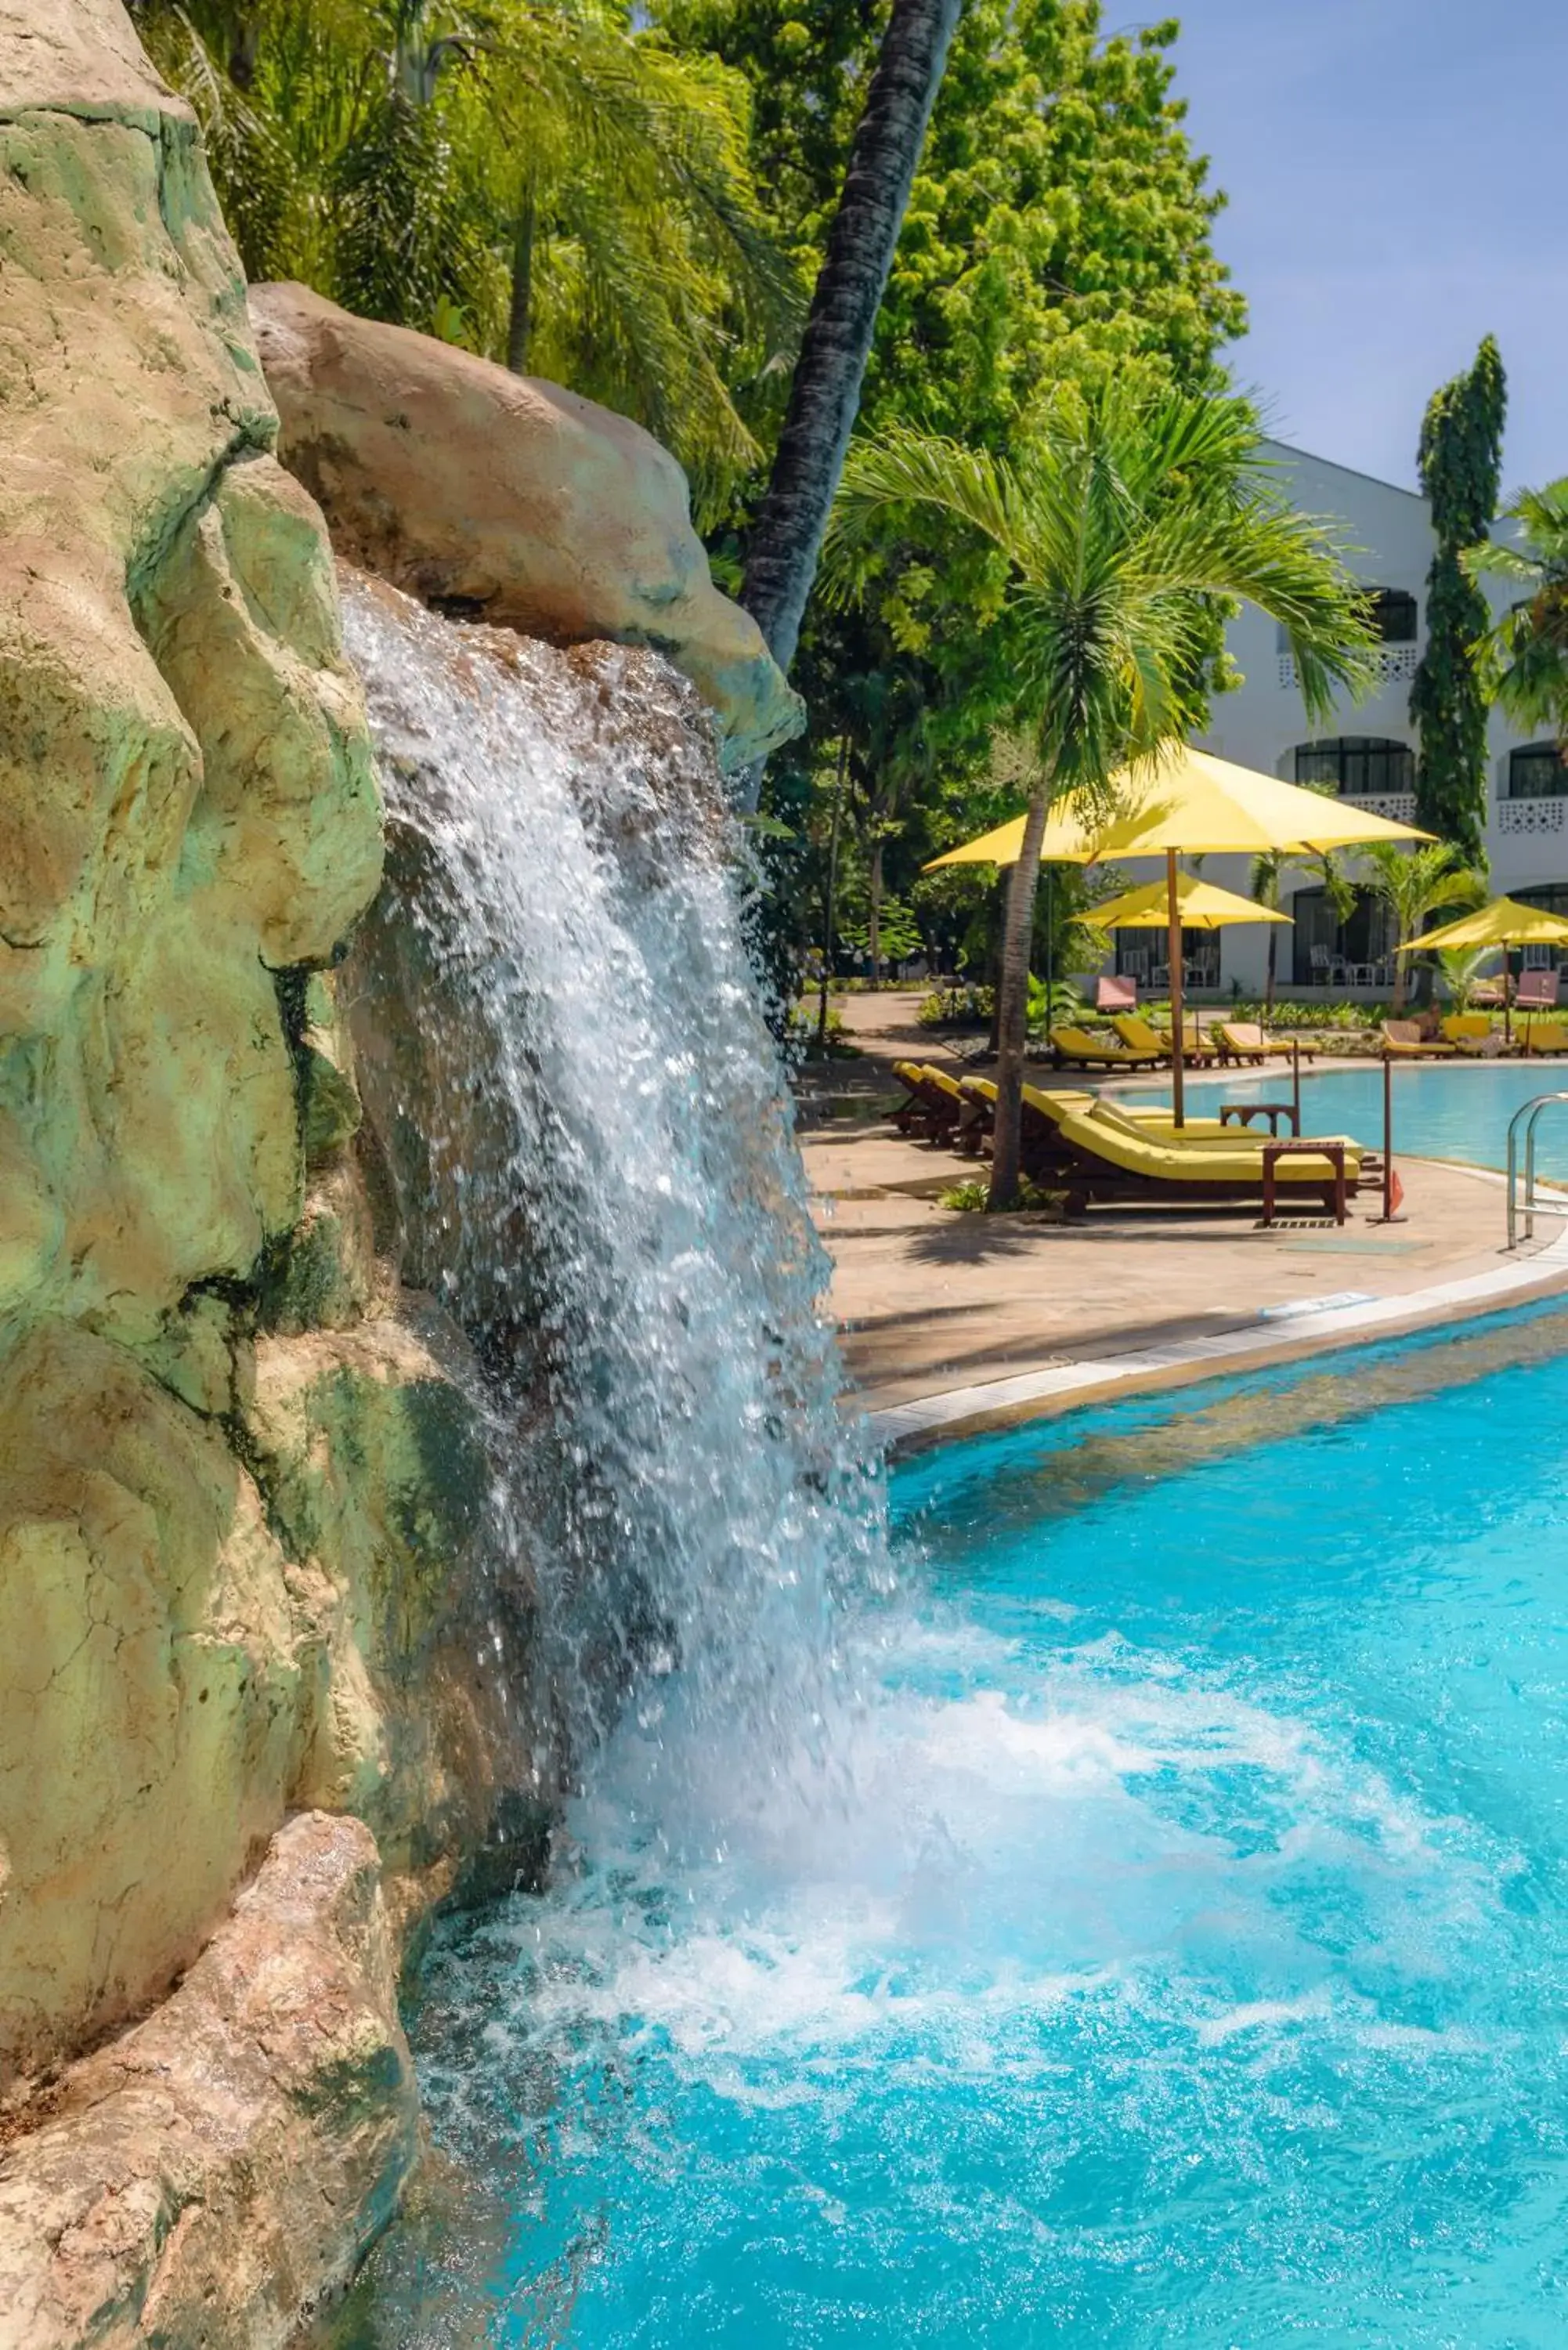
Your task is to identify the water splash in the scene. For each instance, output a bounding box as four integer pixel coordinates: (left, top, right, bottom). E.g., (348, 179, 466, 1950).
(339, 579, 886, 1842)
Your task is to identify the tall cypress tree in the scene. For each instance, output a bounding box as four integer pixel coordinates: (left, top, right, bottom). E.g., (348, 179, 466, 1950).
(1410, 334, 1507, 861)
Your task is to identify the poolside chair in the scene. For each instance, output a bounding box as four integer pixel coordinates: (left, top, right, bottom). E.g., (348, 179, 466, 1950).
(1517, 969, 1561, 1014)
(891, 1061, 966, 1142)
(1440, 1014, 1514, 1056)
(1521, 1020, 1568, 1055)
(1216, 1021, 1321, 1066)
(1049, 1024, 1166, 1071)
(1095, 974, 1140, 1014)
(954, 1074, 996, 1154)
(1015, 1084, 1367, 1213)
(1381, 1021, 1455, 1059)
(1114, 1012, 1222, 1068)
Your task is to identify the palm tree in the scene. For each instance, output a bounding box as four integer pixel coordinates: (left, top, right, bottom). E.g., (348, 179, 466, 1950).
(1433, 945, 1498, 1011)
(1250, 786, 1352, 1014)
(1465, 478, 1568, 752)
(825, 383, 1375, 1207)
(140, 0, 796, 512)
(738, 0, 964, 740)
(1357, 841, 1486, 1013)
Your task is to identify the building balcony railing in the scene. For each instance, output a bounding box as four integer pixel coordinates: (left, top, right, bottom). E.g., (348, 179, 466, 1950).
(1278, 643, 1419, 691)
(1342, 792, 1418, 824)
(1496, 796, 1568, 835)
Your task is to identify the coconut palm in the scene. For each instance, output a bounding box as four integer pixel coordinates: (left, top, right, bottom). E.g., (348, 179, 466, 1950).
(1433, 945, 1498, 1011)
(139, 0, 796, 511)
(1465, 478, 1568, 750)
(824, 383, 1377, 1206)
(1357, 841, 1487, 1013)
(1250, 786, 1353, 1014)
(739, 0, 965, 716)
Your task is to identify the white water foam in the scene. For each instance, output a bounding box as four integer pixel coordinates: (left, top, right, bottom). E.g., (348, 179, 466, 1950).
(341, 582, 887, 1824)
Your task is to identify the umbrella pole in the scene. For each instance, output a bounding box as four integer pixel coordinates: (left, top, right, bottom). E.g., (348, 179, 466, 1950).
(1505, 944, 1512, 1044)
(1166, 847, 1185, 1127)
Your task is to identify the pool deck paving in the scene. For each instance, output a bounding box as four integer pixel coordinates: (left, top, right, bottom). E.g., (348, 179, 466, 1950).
(797, 990, 1568, 1446)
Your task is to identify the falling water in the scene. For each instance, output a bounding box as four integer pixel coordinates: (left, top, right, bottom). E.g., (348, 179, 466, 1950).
(323, 584, 1568, 2350)
(339, 577, 886, 1842)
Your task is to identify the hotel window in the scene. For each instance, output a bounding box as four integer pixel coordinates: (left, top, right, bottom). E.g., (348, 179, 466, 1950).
(1366, 588, 1418, 643)
(1292, 737, 1414, 797)
(1508, 742, 1568, 798)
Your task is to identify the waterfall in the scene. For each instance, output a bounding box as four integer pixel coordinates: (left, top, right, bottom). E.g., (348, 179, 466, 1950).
(339, 578, 885, 1850)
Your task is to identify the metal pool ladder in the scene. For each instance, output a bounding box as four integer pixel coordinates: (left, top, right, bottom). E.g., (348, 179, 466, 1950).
(1505, 1093, 1568, 1248)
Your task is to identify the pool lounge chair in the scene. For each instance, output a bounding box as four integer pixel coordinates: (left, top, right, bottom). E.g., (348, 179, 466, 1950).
(1520, 1019, 1568, 1055)
(891, 1060, 966, 1142)
(1517, 969, 1561, 1015)
(970, 1080, 1237, 1163)
(1050, 1024, 1165, 1071)
(1096, 974, 1140, 1014)
(1381, 1021, 1455, 1059)
(1440, 1014, 1514, 1056)
(1216, 1021, 1321, 1065)
(1112, 1013, 1222, 1068)
(1016, 1084, 1366, 1212)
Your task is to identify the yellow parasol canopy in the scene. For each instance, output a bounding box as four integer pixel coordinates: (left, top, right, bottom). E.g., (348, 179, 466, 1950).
(1090, 747, 1433, 857)
(1090, 873, 1291, 931)
(923, 803, 1100, 868)
(924, 745, 1429, 1123)
(1396, 895, 1568, 954)
(923, 747, 1433, 873)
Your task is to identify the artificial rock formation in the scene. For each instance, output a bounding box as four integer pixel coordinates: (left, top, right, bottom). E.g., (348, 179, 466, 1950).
(249, 280, 804, 776)
(0, 4, 538, 2338)
(0, 1814, 418, 2350)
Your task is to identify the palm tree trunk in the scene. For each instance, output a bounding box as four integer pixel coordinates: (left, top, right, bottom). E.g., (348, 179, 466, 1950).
(228, 14, 259, 89)
(988, 779, 1053, 1211)
(1390, 928, 1408, 1014)
(506, 185, 537, 375)
(736, 0, 963, 809)
(817, 736, 849, 1047)
(868, 836, 885, 988)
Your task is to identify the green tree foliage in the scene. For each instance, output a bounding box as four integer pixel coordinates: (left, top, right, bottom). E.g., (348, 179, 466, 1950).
(1357, 841, 1486, 1013)
(1466, 478, 1568, 753)
(136, 0, 797, 511)
(663, 2, 1247, 971)
(825, 382, 1375, 1206)
(1409, 334, 1507, 862)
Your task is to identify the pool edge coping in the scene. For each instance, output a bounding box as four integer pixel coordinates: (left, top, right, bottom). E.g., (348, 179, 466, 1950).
(866, 1174, 1568, 1455)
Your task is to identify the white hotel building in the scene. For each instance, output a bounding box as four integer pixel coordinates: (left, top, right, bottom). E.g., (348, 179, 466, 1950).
(1100, 443, 1563, 1000)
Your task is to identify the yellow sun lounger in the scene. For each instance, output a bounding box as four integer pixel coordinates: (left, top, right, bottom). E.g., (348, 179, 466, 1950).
(1112, 1013, 1221, 1066)
(1050, 1024, 1165, 1070)
(1382, 1021, 1455, 1058)
(1018, 1084, 1366, 1206)
(891, 1061, 966, 1141)
(1216, 1021, 1321, 1065)
(1440, 1014, 1514, 1054)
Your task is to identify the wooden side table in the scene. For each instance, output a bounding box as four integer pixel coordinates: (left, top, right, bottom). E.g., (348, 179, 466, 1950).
(1260, 1137, 1348, 1227)
(1219, 1102, 1299, 1136)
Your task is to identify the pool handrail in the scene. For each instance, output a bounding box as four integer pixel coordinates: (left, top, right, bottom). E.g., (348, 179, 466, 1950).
(1505, 1092, 1568, 1249)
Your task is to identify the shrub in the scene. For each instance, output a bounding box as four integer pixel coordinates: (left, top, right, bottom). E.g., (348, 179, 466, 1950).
(917, 983, 995, 1028)
(939, 1175, 1068, 1215)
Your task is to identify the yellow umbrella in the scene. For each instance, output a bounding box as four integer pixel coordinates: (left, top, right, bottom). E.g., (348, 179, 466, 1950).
(926, 747, 1429, 1123)
(1090, 873, 1292, 931)
(1396, 895, 1568, 1040)
(923, 803, 1100, 868)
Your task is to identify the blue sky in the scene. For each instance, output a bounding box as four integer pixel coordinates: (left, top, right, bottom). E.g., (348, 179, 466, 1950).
(1165, 1, 1568, 497)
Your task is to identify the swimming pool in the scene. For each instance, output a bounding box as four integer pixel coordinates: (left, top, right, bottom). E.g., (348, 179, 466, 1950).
(333, 1300, 1568, 2347)
(1143, 1056, 1568, 1175)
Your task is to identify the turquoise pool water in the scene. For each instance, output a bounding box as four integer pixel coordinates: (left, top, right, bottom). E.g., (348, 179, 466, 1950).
(370, 1306, 1568, 2347)
(1143, 1056, 1568, 1174)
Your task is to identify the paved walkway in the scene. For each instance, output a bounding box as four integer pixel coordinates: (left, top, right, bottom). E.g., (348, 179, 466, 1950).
(797, 990, 1568, 1445)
